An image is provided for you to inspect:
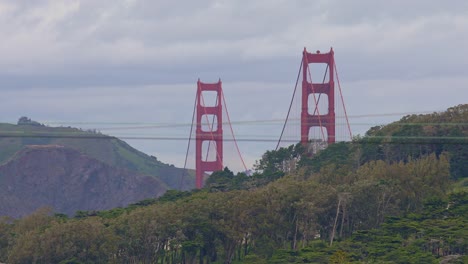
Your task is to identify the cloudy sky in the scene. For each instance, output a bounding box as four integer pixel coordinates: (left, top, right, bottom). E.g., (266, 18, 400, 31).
(1, 0, 467, 172)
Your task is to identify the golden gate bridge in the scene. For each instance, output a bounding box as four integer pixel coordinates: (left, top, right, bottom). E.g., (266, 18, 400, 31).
(182, 48, 352, 188)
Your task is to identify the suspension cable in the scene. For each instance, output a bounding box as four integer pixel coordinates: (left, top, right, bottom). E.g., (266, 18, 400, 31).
(221, 89, 248, 171)
(333, 58, 353, 140)
(275, 57, 303, 151)
(179, 87, 198, 190)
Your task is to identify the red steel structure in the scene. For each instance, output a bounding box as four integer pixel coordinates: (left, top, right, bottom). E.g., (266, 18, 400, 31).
(195, 79, 223, 188)
(301, 47, 335, 145)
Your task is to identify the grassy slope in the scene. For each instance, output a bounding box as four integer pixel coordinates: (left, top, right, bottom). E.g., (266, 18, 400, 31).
(0, 123, 195, 190)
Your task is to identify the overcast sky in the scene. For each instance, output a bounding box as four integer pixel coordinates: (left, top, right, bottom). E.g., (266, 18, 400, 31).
(1, 0, 467, 172)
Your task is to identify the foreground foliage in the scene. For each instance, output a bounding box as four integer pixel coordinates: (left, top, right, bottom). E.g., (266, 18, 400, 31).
(0, 153, 463, 263)
(263, 192, 467, 264)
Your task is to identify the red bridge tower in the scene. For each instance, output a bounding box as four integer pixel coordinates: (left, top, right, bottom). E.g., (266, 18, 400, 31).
(195, 79, 223, 188)
(301, 48, 336, 145)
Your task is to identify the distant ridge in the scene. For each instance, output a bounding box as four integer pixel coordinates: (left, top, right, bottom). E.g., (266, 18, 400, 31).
(0, 145, 167, 218)
(0, 121, 195, 190)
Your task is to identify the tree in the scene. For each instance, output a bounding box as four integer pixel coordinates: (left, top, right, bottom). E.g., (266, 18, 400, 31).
(17, 116, 43, 126)
(205, 167, 236, 191)
(255, 144, 304, 173)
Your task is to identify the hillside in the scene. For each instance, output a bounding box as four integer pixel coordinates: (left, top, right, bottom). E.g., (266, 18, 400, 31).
(0, 105, 466, 263)
(299, 104, 468, 180)
(0, 145, 167, 218)
(361, 104, 468, 178)
(0, 120, 194, 189)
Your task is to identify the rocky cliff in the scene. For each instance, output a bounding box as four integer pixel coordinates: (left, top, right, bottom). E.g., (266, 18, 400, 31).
(0, 145, 167, 218)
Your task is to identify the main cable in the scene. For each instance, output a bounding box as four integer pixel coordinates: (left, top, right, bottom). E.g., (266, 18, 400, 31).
(275, 57, 303, 151)
(179, 88, 198, 190)
(334, 58, 353, 141)
(222, 89, 248, 172)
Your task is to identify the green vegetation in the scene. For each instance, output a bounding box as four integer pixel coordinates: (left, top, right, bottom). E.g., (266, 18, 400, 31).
(0, 117, 195, 189)
(0, 165, 464, 263)
(264, 191, 467, 264)
(0, 105, 466, 263)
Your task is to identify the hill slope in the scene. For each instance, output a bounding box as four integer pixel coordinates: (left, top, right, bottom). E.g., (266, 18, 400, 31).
(299, 104, 468, 179)
(0, 145, 167, 218)
(361, 104, 468, 178)
(0, 105, 466, 263)
(0, 121, 194, 189)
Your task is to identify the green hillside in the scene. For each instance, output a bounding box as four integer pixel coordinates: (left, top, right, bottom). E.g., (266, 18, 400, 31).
(300, 104, 468, 180)
(0, 106, 466, 263)
(361, 104, 468, 179)
(0, 120, 194, 190)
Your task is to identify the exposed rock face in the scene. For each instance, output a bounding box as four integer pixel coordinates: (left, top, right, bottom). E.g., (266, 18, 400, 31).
(0, 145, 167, 218)
(0, 122, 195, 191)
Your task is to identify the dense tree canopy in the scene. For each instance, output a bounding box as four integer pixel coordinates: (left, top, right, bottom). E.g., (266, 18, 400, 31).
(1, 152, 462, 263)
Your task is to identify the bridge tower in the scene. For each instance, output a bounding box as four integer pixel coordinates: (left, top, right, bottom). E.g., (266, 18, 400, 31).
(301, 47, 336, 145)
(195, 79, 223, 188)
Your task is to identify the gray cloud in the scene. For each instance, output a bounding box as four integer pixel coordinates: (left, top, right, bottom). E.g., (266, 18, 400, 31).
(2, 0, 467, 79)
(1, 0, 467, 171)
